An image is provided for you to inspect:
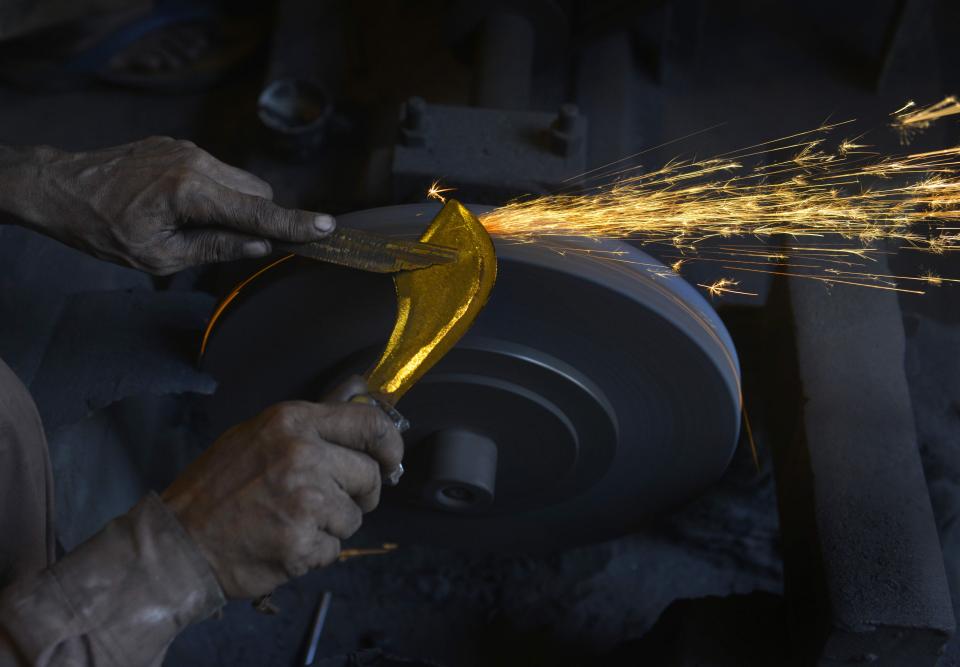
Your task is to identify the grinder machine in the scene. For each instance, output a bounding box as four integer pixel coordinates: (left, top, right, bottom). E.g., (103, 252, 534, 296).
(199, 201, 742, 552)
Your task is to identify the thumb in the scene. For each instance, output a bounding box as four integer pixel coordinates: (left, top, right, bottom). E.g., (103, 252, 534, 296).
(322, 375, 370, 403)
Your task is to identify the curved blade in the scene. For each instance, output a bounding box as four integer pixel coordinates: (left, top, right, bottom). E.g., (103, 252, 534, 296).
(366, 200, 497, 403)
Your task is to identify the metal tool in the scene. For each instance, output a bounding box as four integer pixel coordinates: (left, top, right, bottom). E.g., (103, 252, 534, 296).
(301, 591, 333, 666)
(201, 202, 742, 552)
(349, 392, 408, 485)
(200, 212, 474, 492)
(276, 227, 459, 274)
(364, 199, 498, 403)
(356, 199, 497, 485)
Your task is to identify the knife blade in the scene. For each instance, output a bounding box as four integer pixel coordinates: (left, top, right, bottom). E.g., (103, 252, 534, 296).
(276, 227, 459, 273)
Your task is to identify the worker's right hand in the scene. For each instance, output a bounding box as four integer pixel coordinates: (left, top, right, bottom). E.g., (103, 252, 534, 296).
(11, 137, 335, 275)
(161, 400, 403, 599)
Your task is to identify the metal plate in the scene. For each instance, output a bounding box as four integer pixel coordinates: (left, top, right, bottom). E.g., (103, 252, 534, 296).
(199, 203, 741, 551)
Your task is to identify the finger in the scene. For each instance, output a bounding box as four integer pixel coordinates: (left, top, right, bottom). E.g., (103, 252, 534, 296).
(322, 375, 369, 403)
(318, 483, 364, 540)
(308, 403, 404, 471)
(184, 176, 334, 242)
(325, 446, 382, 512)
(205, 160, 274, 199)
(279, 444, 382, 514)
(178, 143, 272, 197)
(176, 228, 273, 266)
(305, 532, 341, 570)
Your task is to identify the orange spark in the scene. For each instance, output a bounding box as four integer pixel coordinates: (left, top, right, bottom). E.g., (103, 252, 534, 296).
(478, 108, 960, 294)
(427, 180, 455, 203)
(698, 278, 758, 298)
(923, 270, 943, 286)
(891, 96, 960, 144)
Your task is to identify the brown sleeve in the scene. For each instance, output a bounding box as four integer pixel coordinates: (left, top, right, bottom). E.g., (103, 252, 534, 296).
(0, 492, 225, 666)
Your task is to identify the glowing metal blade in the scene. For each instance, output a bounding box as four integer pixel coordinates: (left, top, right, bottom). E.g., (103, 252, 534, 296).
(366, 199, 497, 403)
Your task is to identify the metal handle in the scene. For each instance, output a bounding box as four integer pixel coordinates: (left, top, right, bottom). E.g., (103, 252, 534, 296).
(349, 392, 407, 485)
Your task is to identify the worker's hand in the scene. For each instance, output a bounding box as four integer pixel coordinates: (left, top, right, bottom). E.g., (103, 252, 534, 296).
(29, 136, 334, 274)
(161, 398, 403, 599)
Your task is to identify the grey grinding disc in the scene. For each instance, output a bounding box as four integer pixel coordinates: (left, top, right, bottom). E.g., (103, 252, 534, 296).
(200, 203, 742, 551)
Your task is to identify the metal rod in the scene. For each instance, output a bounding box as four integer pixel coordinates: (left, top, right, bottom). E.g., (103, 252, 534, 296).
(302, 591, 333, 666)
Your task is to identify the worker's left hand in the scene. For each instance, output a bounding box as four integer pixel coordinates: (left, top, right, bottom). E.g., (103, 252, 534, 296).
(25, 136, 335, 274)
(161, 396, 403, 599)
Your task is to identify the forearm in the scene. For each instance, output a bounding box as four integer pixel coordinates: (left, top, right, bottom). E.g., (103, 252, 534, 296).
(0, 145, 62, 232)
(0, 493, 225, 667)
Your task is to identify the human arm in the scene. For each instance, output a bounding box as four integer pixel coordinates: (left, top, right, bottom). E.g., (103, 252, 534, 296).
(0, 391, 402, 665)
(0, 137, 334, 274)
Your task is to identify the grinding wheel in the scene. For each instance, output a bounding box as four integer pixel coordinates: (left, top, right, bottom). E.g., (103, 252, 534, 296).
(200, 203, 741, 551)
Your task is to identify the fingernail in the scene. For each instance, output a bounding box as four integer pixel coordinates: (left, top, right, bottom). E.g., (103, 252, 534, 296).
(313, 214, 335, 233)
(385, 463, 404, 486)
(243, 240, 270, 257)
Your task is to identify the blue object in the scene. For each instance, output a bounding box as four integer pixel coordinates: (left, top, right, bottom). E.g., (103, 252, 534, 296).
(63, 2, 213, 74)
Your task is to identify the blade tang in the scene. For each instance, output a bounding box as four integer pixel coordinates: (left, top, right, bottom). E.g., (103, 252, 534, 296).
(277, 227, 459, 273)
